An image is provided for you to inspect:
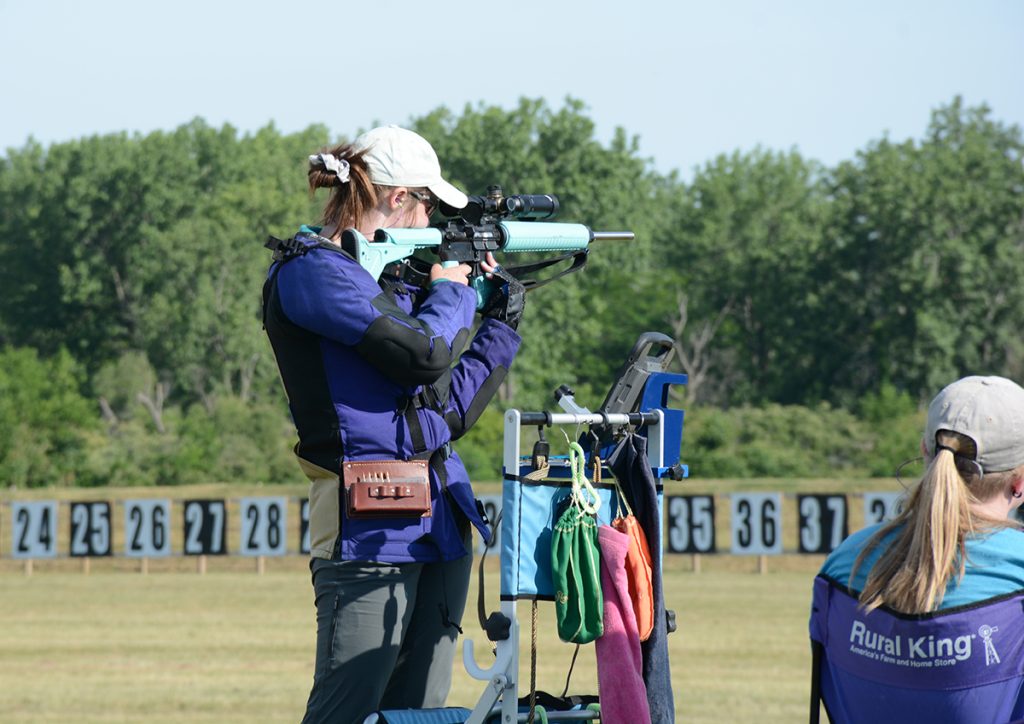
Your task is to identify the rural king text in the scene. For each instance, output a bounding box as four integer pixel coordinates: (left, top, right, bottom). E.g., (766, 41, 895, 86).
(850, 620, 973, 661)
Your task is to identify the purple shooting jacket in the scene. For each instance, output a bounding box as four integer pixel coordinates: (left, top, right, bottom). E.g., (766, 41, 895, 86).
(263, 229, 520, 563)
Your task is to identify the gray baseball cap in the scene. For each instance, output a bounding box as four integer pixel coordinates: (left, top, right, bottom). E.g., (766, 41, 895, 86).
(925, 375, 1024, 473)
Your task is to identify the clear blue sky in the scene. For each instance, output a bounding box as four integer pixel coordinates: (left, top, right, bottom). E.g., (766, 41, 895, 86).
(1, 0, 1021, 178)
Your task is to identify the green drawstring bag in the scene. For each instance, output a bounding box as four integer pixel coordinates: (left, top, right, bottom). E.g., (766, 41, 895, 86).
(551, 441, 604, 644)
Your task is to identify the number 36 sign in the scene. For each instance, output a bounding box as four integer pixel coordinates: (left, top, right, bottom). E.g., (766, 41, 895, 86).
(730, 493, 782, 555)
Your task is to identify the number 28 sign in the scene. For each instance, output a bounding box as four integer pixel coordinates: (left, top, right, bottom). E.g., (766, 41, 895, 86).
(239, 497, 287, 556)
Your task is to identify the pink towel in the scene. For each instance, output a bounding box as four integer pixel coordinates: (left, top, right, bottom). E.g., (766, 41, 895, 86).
(596, 525, 652, 724)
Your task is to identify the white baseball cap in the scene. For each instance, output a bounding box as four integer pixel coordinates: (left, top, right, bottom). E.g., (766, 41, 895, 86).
(351, 125, 468, 209)
(925, 375, 1024, 473)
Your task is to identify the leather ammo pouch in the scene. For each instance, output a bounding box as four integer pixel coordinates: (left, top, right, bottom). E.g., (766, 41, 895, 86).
(342, 460, 432, 519)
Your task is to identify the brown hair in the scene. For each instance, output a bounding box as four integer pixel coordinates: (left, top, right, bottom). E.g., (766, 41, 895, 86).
(852, 430, 1022, 614)
(308, 144, 380, 232)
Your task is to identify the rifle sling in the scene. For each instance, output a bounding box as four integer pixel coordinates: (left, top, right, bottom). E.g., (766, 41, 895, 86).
(504, 250, 589, 293)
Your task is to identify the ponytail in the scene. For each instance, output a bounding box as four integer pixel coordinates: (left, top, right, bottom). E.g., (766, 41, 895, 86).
(307, 144, 379, 232)
(853, 431, 978, 613)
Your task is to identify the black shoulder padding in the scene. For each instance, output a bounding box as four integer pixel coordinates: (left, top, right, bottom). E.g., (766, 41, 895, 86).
(356, 316, 452, 387)
(450, 327, 471, 358)
(369, 290, 432, 333)
(446, 364, 508, 440)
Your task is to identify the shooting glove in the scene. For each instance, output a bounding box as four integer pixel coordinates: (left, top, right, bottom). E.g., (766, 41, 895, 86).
(479, 266, 526, 331)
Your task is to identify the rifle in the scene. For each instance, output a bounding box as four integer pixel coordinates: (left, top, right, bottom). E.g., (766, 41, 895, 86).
(340, 185, 634, 308)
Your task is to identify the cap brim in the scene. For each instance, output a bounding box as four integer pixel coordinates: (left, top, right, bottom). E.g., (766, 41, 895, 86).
(428, 178, 468, 210)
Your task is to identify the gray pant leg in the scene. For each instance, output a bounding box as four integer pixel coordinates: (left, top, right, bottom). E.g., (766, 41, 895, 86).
(379, 547, 474, 709)
(302, 559, 421, 724)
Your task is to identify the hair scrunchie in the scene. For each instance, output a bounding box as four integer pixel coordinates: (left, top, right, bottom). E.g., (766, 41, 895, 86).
(308, 153, 351, 183)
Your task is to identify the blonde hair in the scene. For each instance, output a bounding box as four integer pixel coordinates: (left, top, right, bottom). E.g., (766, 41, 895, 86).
(307, 144, 381, 232)
(852, 430, 1021, 614)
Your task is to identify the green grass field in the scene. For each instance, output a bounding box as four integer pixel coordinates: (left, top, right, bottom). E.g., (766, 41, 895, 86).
(0, 480, 892, 721)
(0, 557, 821, 723)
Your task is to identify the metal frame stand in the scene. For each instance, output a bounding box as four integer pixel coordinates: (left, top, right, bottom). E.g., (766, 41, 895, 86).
(462, 409, 664, 724)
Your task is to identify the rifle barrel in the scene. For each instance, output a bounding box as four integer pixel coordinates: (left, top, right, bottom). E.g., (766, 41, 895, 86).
(591, 231, 635, 242)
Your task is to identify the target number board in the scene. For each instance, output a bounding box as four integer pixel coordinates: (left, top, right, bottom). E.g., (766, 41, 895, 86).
(11, 501, 58, 559)
(124, 499, 171, 557)
(730, 493, 782, 555)
(797, 495, 848, 554)
(666, 495, 716, 554)
(239, 497, 287, 556)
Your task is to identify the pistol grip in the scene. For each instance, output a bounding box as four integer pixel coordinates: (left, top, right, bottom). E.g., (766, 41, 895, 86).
(471, 275, 495, 310)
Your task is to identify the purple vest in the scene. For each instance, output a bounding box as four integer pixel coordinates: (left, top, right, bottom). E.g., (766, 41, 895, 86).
(810, 575, 1024, 723)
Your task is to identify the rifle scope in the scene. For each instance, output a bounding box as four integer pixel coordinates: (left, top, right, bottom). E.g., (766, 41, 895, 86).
(501, 194, 559, 220)
(439, 185, 560, 224)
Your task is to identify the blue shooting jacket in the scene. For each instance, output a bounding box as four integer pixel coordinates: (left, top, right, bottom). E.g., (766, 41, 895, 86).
(263, 228, 520, 563)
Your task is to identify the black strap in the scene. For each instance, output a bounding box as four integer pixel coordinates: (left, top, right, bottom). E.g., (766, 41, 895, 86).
(403, 400, 429, 457)
(426, 444, 450, 483)
(809, 640, 823, 724)
(476, 508, 511, 642)
(264, 234, 313, 262)
(417, 384, 443, 412)
(516, 690, 599, 710)
(262, 237, 305, 327)
(503, 249, 589, 293)
(382, 256, 433, 288)
(402, 387, 451, 461)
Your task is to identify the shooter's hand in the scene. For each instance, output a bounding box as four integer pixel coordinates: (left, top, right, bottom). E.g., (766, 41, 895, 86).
(480, 252, 499, 278)
(479, 262, 526, 331)
(430, 262, 471, 286)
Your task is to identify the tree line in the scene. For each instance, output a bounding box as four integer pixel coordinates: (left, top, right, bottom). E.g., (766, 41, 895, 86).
(0, 96, 1021, 487)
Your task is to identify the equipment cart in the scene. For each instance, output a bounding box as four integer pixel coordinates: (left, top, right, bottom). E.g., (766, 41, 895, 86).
(368, 334, 688, 724)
